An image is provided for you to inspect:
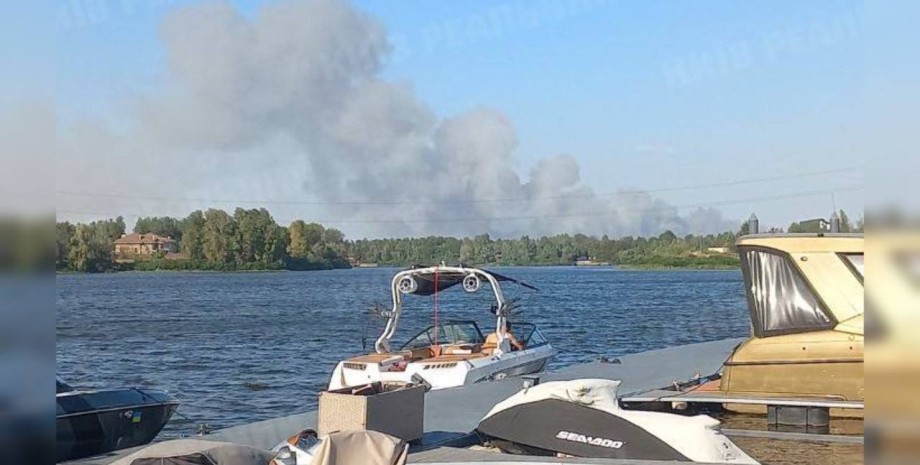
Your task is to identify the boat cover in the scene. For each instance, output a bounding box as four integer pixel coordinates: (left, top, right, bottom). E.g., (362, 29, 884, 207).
(110, 439, 274, 465)
(478, 379, 757, 463)
(308, 430, 407, 465)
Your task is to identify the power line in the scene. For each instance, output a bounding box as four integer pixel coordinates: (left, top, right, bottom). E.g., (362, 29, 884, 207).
(54, 166, 861, 207)
(57, 184, 863, 225)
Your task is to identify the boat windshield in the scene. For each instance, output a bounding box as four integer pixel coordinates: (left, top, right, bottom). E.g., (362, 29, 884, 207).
(513, 323, 549, 347)
(400, 321, 485, 349)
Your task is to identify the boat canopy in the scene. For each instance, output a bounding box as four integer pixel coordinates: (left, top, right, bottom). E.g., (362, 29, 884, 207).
(398, 266, 537, 296)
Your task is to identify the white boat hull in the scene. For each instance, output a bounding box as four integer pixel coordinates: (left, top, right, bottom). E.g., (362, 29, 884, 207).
(329, 344, 556, 391)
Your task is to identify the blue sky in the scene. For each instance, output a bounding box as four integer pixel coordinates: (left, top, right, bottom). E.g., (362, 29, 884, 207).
(49, 0, 881, 233)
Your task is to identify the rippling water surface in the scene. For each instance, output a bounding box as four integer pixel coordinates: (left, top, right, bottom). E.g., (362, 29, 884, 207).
(56, 267, 749, 437)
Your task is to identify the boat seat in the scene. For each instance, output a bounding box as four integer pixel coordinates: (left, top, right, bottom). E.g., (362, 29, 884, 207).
(442, 344, 482, 355)
(482, 333, 499, 355)
(379, 355, 405, 371)
(404, 348, 428, 361)
(428, 345, 443, 358)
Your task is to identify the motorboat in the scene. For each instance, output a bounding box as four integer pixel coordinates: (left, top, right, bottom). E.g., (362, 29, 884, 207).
(719, 233, 864, 411)
(477, 379, 758, 463)
(328, 265, 556, 391)
(56, 379, 179, 462)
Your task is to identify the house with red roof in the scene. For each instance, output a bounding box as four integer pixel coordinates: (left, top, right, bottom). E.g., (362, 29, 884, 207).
(113, 233, 178, 260)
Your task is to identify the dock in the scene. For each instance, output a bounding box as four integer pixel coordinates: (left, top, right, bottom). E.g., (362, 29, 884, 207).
(69, 337, 861, 464)
(213, 338, 744, 454)
(620, 390, 864, 410)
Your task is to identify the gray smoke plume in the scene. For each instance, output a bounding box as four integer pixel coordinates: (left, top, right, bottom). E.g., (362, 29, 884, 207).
(57, 0, 735, 238)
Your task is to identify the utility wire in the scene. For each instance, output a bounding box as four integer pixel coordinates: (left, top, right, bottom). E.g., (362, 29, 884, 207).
(55, 166, 861, 207)
(57, 184, 862, 225)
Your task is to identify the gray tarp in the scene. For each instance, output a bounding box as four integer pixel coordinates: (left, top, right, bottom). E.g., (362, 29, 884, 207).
(110, 439, 274, 465)
(740, 248, 832, 337)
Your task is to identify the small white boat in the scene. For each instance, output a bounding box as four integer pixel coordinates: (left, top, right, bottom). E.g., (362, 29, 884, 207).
(329, 265, 556, 391)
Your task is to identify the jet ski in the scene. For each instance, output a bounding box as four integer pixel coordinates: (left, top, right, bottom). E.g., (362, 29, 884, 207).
(56, 379, 179, 462)
(477, 379, 758, 463)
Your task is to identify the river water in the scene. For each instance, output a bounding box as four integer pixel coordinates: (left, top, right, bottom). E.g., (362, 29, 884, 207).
(57, 267, 749, 437)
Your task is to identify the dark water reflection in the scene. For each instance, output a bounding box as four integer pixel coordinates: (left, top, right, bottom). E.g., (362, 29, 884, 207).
(731, 437, 863, 465)
(57, 267, 749, 436)
(717, 413, 864, 464)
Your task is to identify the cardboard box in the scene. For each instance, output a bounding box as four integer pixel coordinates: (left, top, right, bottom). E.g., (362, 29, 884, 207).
(317, 383, 425, 443)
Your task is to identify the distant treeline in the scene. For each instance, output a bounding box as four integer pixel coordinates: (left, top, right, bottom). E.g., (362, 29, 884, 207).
(349, 231, 741, 269)
(54, 208, 861, 273)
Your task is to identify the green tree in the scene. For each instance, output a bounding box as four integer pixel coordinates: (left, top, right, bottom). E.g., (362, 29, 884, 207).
(134, 216, 182, 241)
(203, 209, 239, 264)
(234, 208, 272, 264)
(181, 211, 206, 260)
(838, 209, 852, 233)
(67, 223, 113, 272)
(658, 230, 677, 243)
(321, 227, 344, 245)
(459, 240, 474, 263)
(83, 216, 126, 244)
(471, 234, 492, 264)
(264, 224, 289, 266)
(303, 223, 325, 250)
(737, 221, 751, 236)
(56, 222, 75, 270)
(321, 227, 346, 257)
(288, 220, 310, 258)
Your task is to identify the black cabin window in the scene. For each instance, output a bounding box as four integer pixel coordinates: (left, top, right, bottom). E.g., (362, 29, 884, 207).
(739, 247, 833, 337)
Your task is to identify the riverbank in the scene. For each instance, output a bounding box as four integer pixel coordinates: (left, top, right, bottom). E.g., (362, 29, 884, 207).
(617, 264, 739, 270)
(55, 256, 353, 273)
(128, 258, 349, 272)
(615, 254, 740, 270)
(58, 258, 740, 273)
(57, 211, 747, 274)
